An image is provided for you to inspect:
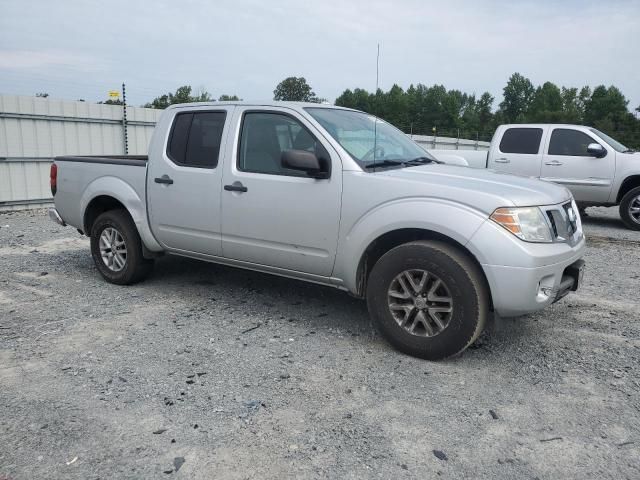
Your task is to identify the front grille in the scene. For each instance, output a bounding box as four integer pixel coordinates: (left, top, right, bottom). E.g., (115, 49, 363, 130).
(545, 202, 579, 242)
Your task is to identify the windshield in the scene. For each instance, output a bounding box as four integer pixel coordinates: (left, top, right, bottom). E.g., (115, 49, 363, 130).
(589, 128, 630, 153)
(305, 107, 436, 168)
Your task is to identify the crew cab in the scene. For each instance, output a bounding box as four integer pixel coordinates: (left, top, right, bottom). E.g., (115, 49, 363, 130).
(429, 124, 640, 230)
(49, 102, 585, 360)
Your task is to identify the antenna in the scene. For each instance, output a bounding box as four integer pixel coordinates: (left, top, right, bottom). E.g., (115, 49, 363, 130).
(373, 43, 380, 168)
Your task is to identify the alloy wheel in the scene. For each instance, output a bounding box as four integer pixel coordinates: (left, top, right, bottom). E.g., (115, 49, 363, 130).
(387, 269, 453, 337)
(99, 227, 127, 272)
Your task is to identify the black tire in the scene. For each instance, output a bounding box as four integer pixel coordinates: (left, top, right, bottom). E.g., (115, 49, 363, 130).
(90, 209, 153, 285)
(619, 186, 640, 231)
(366, 240, 489, 360)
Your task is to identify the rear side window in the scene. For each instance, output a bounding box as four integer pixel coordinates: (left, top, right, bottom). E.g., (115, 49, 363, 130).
(548, 129, 597, 156)
(167, 111, 226, 168)
(499, 128, 543, 154)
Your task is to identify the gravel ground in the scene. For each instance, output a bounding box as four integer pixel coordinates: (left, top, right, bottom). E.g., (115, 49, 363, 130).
(0, 206, 638, 479)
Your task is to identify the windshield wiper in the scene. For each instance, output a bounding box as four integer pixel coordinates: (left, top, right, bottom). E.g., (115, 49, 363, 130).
(405, 156, 444, 165)
(363, 156, 444, 170)
(363, 159, 406, 169)
(623, 149, 636, 153)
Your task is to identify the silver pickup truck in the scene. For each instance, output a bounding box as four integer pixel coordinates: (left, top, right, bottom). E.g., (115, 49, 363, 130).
(49, 102, 585, 360)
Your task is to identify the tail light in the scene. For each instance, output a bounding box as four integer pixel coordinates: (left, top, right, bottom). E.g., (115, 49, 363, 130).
(50, 163, 57, 196)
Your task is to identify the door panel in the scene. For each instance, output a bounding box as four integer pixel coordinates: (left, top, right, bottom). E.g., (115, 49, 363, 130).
(488, 127, 544, 178)
(220, 108, 341, 277)
(541, 128, 614, 203)
(147, 108, 232, 255)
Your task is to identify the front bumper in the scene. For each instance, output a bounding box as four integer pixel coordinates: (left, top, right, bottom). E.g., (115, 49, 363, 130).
(483, 250, 585, 317)
(48, 207, 66, 227)
(468, 217, 586, 318)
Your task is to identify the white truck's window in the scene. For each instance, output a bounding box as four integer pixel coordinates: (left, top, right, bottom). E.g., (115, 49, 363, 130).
(548, 129, 598, 156)
(238, 112, 327, 176)
(499, 128, 543, 154)
(167, 111, 226, 168)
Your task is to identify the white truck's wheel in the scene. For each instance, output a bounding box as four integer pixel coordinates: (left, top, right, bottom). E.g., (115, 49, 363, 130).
(620, 186, 640, 231)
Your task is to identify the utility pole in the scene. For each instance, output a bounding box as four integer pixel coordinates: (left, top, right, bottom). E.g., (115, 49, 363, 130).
(122, 82, 128, 155)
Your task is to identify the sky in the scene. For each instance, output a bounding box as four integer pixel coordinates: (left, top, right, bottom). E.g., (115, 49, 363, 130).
(1, 0, 639, 111)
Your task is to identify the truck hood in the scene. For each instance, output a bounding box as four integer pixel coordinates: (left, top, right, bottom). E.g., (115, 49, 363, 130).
(377, 164, 572, 212)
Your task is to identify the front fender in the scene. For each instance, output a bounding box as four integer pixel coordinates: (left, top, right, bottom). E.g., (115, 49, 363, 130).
(81, 176, 162, 251)
(334, 198, 488, 293)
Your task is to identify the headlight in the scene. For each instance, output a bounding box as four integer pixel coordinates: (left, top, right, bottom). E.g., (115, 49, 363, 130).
(490, 207, 553, 243)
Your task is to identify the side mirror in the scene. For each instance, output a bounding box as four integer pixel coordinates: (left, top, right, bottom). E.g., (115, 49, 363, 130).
(587, 143, 606, 158)
(281, 149, 329, 179)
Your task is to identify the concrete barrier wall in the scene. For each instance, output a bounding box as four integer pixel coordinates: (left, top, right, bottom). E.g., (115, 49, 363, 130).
(0, 95, 161, 211)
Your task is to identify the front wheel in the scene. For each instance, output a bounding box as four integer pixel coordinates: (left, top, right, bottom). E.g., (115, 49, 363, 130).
(366, 240, 489, 360)
(90, 209, 153, 285)
(619, 186, 640, 231)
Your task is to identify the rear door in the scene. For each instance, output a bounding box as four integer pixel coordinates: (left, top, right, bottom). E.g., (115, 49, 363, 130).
(540, 127, 614, 203)
(488, 127, 544, 178)
(147, 107, 232, 255)
(219, 106, 342, 277)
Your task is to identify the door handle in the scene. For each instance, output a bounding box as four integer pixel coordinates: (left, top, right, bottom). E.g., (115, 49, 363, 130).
(544, 160, 563, 166)
(224, 182, 248, 193)
(154, 174, 174, 185)
(494, 158, 510, 163)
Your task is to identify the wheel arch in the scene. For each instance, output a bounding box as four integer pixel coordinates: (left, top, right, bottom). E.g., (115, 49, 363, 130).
(617, 175, 640, 203)
(83, 195, 130, 235)
(79, 176, 162, 252)
(353, 228, 492, 310)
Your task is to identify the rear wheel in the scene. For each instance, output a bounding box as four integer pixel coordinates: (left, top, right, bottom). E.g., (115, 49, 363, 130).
(619, 186, 640, 231)
(366, 240, 489, 360)
(90, 209, 153, 284)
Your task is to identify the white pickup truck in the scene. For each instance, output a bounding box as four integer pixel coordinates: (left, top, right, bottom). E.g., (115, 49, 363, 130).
(430, 124, 640, 230)
(49, 102, 585, 360)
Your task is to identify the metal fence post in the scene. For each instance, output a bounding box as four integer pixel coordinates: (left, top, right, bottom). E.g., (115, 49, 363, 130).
(122, 82, 128, 155)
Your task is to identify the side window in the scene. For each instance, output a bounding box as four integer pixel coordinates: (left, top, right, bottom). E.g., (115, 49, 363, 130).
(499, 128, 543, 154)
(167, 111, 226, 168)
(238, 112, 329, 176)
(548, 129, 597, 156)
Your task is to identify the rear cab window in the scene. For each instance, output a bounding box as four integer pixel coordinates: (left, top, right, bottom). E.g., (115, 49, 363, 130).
(499, 128, 543, 154)
(167, 111, 227, 168)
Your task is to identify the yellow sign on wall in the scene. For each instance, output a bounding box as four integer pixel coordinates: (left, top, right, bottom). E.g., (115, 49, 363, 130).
(108, 90, 120, 98)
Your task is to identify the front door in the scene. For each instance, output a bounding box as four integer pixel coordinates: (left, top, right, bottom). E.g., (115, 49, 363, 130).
(540, 127, 614, 203)
(220, 107, 342, 277)
(147, 107, 232, 255)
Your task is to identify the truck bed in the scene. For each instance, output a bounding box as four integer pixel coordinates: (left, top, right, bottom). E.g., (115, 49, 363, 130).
(53, 155, 149, 233)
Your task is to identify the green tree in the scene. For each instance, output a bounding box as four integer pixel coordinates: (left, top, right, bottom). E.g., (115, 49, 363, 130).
(583, 85, 628, 126)
(273, 77, 318, 102)
(476, 92, 495, 132)
(35, 92, 49, 98)
(499, 73, 535, 122)
(219, 94, 241, 101)
(99, 99, 123, 105)
(528, 81, 563, 122)
(144, 85, 213, 109)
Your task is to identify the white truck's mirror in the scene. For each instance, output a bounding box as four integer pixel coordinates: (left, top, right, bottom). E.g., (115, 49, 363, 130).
(587, 143, 606, 158)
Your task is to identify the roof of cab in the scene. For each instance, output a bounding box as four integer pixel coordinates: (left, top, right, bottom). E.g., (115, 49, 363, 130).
(166, 101, 355, 111)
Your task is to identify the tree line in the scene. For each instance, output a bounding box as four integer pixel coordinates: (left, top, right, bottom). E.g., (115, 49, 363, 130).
(42, 73, 637, 148)
(335, 73, 640, 147)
